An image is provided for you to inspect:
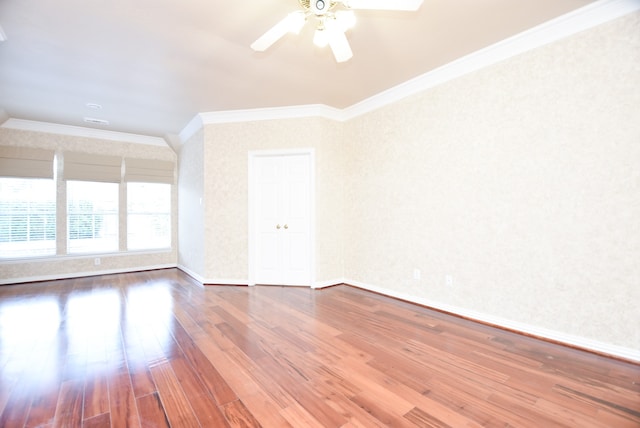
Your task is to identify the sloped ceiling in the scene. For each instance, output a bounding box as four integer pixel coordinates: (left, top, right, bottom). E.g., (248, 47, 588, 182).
(0, 0, 598, 138)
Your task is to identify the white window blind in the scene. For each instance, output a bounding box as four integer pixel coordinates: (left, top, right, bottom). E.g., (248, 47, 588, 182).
(67, 181, 119, 254)
(127, 182, 171, 250)
(64, 152, 121, 182)
(0, 146, 55, 179)
(0, 178, 56, 258)
(124, 158, 174, 184)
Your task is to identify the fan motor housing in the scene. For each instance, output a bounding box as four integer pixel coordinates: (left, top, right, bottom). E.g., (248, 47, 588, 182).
(302, 0, 337, 15)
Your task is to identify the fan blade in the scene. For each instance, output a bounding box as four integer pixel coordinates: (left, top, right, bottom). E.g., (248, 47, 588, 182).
(325, 20, 352, 63)
(341, 0, 423, 11)
(251, 12, 306, 52)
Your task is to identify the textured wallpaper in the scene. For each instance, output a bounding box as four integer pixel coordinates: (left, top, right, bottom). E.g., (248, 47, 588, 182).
(178, 129, 205, 277)
(0, 127, 178, 282)
(343, 12, 640, 350)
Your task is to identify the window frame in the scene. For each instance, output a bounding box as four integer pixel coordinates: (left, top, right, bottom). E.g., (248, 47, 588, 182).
(126, 181, 172, 251)
(0, 177, 57, 259)
(66, 180, 120, 255)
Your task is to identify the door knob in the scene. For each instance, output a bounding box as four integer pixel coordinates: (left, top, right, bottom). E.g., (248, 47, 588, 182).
(284, 224, 288, 229)
(276, 224, 281, 229)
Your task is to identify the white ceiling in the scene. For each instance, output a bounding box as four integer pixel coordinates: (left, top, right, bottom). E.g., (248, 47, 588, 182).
(0, 0, 598, 139)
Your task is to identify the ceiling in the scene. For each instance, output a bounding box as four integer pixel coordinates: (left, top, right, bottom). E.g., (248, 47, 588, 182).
(0, 0, 597, 139)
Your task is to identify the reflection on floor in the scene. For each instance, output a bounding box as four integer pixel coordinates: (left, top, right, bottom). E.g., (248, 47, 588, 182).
(0, 268, 638, 427)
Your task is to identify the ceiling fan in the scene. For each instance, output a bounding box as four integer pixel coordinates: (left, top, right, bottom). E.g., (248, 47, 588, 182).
(251, 0, 424, 63)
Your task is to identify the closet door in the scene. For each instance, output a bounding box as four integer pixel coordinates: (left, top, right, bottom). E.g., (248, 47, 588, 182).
(250, 151, 313, 286)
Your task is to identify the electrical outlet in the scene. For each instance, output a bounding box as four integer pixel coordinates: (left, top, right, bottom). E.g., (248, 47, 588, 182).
(445, 274, 453, 287)
(94, 257, 101, 266)
(413, 268, 421, 280)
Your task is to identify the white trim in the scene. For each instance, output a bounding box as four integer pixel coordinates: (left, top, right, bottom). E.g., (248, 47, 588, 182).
(176, 264, 205, 284)
(179, 0, 640, 137)
(313, 278, 345, 289)
(248, 152, 256, 287)
(0, 264, 176, 285)
(1, 118, 168, 147)
(203, 279, 249, 286)
(344, 279, 640, 363)
(248, 149, 316, 288)
(200, 105, 344, 125)
(309, 152, 317, 289)
(178, 271, 340, 288)
(178, 114, 204, 144)
(176, 270, 253, 288)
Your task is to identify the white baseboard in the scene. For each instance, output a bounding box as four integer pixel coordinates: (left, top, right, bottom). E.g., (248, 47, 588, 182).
(313, 278, 345, 289)
(174, 274, 344, 288)
(175, 266, 248, 286)
(204, 278, 249, 286)
(176, 264, 205, 284)
(344, 279, 640, 363)
(0, 264, 177, 285)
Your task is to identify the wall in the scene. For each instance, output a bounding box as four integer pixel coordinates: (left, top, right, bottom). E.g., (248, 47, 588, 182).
(201, 117, 345, 285)
(343, 12, 640, 352)
(177, 128, 205, 280)
(0, 127, 178, 283)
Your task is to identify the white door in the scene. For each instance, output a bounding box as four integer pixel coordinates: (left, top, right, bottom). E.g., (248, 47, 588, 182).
(250, 150, 314, 286)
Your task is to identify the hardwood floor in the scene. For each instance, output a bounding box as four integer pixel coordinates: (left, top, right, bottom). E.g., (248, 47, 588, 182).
(0, 269, 638, 427)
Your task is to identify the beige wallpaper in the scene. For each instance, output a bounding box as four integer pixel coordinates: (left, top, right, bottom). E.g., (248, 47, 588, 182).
(178, 129, 205, 278)
(0, 127, 178, 282)
(201, 118, 345, 284)
(344, 12, 640, 350)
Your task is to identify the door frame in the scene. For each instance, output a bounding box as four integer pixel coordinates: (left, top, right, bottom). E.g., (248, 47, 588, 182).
(248, 148, 315, 287)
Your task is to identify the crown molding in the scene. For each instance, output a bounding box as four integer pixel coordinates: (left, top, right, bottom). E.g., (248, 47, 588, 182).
(181, 0, 639, 140)
(180, 104, 343, 144)
(201, 104, 343, 124)
(178, 114, 204, 143)
(1, 118, 168, 147)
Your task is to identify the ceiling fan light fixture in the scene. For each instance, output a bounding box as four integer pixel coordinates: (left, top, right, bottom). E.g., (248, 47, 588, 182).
(335, 10, 356, 31)
(251, 0, 422, 61)
(325, 19, 352, 62)
(311, 0, 333, 14)
(287, 11, 307, 34)
(313, 27, 329, 48)
(250, 11, 306, 51)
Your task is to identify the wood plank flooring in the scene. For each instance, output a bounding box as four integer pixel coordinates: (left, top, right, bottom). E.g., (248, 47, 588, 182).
(0, 269, 638, 427)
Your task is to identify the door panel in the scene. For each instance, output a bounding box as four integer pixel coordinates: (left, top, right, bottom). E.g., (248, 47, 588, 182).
(252, 152, 313, 286)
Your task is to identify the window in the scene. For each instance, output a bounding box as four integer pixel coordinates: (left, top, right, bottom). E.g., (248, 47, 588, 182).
(127, 182, 171, 250)
(0, 178, 56, 258)
(67, 181, 119, 254)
